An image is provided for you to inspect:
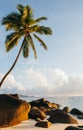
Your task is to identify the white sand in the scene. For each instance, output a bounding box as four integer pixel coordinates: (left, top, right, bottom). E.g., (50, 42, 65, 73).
(1, 119, 83, 130)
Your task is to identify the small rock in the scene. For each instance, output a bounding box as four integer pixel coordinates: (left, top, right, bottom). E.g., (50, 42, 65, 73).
(36, 118, 41, 121)
(77, 115, 83, 119)
(29, 106, 46, 120)
(77, 125, 83, 129)
(63, 106, 70, 113)
(35, 121, 52, 128)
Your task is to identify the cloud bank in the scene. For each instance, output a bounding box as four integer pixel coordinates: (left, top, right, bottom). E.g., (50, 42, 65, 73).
(0, 68, 83, 96)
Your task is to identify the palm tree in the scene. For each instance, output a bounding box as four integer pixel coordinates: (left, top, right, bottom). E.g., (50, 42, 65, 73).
(0, 4, 52, 87)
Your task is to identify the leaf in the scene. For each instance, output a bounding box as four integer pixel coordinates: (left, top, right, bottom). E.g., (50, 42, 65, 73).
(35, 17, 47, 23)
(28, 34, 37, 58)
(2, 12, 21, 31)
(17, 4, 24, 14)
(33, 33, 48, 50)
(35, 26, 52, 35)
(22, 37, 29, 58)
(5, 32, 20, 51)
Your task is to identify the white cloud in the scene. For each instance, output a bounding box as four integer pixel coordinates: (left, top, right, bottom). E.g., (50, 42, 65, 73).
(0, 74, 27, 94)
(0, 68, 83, 96)
(23, 68, 83, 96)
(25, 68, 48, 88)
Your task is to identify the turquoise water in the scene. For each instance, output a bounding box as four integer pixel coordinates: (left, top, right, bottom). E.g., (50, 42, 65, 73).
(20, 95, 83, 111)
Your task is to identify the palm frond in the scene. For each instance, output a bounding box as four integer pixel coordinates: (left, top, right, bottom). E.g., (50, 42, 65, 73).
(35, 26, 52, 35)
(21, 5, 33, 25)
(28, 20, 37, 26)
(28, 34, 37, 58)
(28, 25, 39, 32)
(35, 17, 47, 23)
(26, 5, 33, 19)
(22, 37, 29, 58)
(5, 32, 20, 51)
(2, 4, 52, 57)
(28, 17, 47, 26)
(22, 6, 28, 22)
(2, 12, 21, 31)
(33, 33, 48, 50)
(17, 4, 24, 14)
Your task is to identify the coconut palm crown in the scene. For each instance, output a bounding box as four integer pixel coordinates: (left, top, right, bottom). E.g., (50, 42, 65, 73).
(0, 4, 52, 87)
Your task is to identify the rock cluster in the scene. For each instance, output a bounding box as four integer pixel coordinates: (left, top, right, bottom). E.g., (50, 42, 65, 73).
(29, 98, 79, 128)
(0, 95, 82, 128)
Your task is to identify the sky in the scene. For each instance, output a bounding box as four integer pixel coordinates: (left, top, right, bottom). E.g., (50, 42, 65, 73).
(0, 0, 83, 96)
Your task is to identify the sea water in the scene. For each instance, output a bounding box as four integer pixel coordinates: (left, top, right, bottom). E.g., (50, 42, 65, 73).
(20, 95, 83, 111)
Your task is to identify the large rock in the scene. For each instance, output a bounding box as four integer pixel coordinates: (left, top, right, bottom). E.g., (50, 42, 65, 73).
(9, 94, 19, 99)
(29, 106, 46, 120)
(64, 126, 80, 130)
(77, 126, 83, 129)
(46, 109, 55, 115)
(70, 108, 83, 115)
(0, 94, 31, 127)
(30, 98, 60, 109)
(48, 109, 78, 124)
(39, 106, 51, 113)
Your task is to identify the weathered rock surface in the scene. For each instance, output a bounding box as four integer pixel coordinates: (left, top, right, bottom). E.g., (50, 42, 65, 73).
(48, 109, 78, 124)
(35, 120, 52, 128)
(9, 94, 19, 99)
(46, 109, 56, 115)
(63, 106, 70, 113)
(77, 125, 83, 129)
(39, 106, 51, 113)
(0, 94, 31, 127)
(29, 106, 46, 120)
(77, 115, 83, 119)
(30, 98, 60, 110)
(64, 126, 80, 130)
(70, 108, 83, 115)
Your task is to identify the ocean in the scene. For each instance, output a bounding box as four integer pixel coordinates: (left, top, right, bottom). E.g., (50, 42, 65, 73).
(20, 95, 83, 111)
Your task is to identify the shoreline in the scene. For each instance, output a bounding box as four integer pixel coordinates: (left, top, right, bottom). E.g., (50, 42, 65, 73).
(1, 119, 83, 130)
(0, 95, 83, 129)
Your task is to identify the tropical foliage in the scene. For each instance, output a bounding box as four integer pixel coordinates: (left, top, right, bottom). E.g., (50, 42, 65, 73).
(0, 4, 52, 87)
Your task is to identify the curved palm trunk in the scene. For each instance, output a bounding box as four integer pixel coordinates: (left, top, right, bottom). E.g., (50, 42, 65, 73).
(0, 43, 24, 87)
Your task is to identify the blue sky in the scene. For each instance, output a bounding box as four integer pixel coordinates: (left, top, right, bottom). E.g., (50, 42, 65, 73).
(0, 0, 83, 96)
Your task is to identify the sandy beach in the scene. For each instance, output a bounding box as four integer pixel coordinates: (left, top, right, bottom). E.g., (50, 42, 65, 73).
(1, 118, 83, 130)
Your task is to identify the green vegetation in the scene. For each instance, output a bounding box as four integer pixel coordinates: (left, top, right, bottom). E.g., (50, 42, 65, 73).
(0, 4, 52, 87)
